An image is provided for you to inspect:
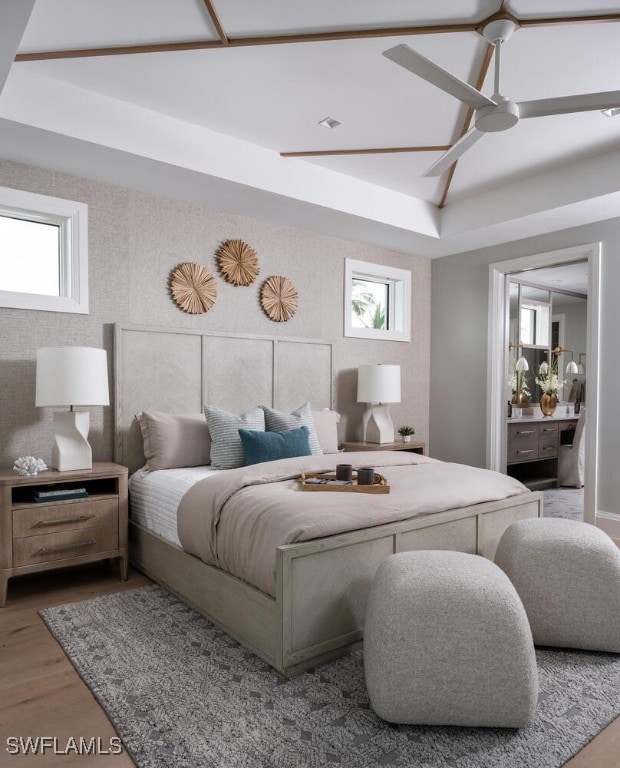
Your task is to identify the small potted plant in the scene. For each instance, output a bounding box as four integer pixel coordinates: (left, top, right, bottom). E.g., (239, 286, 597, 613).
(397, 425, 415, 443)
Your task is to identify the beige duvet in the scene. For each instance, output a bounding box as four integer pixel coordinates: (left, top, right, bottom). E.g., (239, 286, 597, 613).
(177, 452, 527, 597)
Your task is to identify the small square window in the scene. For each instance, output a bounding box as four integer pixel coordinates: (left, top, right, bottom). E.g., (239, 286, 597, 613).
(344, 259, 410, 342)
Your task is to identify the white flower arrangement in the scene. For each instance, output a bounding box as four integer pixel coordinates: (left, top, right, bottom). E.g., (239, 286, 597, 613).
(13, 456, 48, 476)
(535, 360, 564, 395)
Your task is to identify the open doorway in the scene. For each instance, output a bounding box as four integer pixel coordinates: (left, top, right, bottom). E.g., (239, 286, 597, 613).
(487, 244, 600, 525)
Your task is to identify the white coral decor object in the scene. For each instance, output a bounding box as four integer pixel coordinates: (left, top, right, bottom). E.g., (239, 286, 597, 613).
(13, 456, 48, 476)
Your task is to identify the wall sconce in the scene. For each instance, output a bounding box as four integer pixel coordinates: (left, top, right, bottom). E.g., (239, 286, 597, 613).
(357, 364, 401, 444)
(577, 353, 586, 375)
(36, 347, 110, 471)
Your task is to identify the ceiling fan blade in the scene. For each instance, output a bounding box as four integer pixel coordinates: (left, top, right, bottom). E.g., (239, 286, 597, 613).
(519, 90, 620, 118)
(383, 44, 496, 110)
(423, 128, 485, 177)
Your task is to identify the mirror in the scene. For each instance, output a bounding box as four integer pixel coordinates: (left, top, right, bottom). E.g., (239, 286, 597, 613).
(508, 278, 587, 406)
(552, 290, 587, 403)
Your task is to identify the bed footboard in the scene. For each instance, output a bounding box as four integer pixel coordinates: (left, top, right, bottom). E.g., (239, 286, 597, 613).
(130, 491, 541, 677)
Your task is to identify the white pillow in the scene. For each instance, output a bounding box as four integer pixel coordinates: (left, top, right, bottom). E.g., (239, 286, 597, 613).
(311, 409, 341, 453)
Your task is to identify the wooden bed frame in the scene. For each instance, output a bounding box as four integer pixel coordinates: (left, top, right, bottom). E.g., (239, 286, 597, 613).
(115, 324, 542, 677)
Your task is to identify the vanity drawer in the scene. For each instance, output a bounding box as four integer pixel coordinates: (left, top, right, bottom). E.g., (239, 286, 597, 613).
(509, 442, 538, 463)
(12, 497, 119, 538)
(539, 423, 559, 439)
(13, 525, 119, 567)
(538, 438, 558, 458)
(508, 423, 538, 462)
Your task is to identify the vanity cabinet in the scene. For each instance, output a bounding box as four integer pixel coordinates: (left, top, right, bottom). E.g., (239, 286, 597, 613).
(507, 418, 577, 490)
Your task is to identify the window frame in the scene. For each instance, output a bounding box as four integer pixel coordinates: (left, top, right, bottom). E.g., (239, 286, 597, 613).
(0, 187, 88, 314)
(344, 258, 411, 342)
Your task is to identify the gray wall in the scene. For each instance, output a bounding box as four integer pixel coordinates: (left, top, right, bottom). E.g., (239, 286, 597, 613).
(0, 160, 430, 467)
(431, 218, 620, 517)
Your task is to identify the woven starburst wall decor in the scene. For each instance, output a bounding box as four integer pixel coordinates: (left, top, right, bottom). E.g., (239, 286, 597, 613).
(216, 239, 259, 286)
(260, 275, 298, 322)
(169, 262, 217, 314)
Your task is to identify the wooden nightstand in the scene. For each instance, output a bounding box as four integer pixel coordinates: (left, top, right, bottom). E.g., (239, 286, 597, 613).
(0, 462, 128, 607)
(341, 440, 426, 455)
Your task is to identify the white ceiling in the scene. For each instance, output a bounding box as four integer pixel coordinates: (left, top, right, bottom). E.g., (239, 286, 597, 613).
(1, 0, 620, 258)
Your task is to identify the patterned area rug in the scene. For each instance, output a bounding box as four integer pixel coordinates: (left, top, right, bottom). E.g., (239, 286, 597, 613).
(543, 488, 584, 522)
(40, 586, 619, 768)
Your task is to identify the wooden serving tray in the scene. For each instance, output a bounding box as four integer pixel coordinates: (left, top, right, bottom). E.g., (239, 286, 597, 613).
(299, 471, 390, 493)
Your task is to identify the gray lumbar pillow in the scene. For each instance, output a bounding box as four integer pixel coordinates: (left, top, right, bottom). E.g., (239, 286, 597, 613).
(204, 405, 265, 469)
(260, 403, 323, 455)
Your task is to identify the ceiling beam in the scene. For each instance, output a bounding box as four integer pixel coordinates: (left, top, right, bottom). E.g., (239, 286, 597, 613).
(281, 145, 451, 158)
(13, 9, 620, 63)
(13, 23, 477, 61)
(438, 42, 495, 209)
(519, 13, 620, 29)
(201, 0, 228, 45)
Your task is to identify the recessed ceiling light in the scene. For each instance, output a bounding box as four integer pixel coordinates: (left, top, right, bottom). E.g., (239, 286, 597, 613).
(550, 279, 563, 283)
(601, 107, 620, 118)
(318, 117, 341, 129)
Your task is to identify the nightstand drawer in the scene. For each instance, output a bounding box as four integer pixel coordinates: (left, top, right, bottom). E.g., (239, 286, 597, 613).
(13, 525, 119, 567)
(13, 497, 119, 538)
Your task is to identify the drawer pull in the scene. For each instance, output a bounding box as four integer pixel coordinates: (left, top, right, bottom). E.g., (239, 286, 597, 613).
(517, 449, 535, 455)
(36, 539, 97, 555)
(541, 428, 556, 433)
(34, 514, 95, 528)
(541, 446, 556, 451)
(517, 430, 535, 436)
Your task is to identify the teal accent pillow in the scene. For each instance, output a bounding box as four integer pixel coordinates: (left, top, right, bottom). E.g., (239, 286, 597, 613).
(239, 426, 311, 466)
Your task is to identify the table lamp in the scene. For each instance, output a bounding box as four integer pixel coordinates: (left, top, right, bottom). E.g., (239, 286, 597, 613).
(357, 364, 401, 443)
(36, 346, 110, 471)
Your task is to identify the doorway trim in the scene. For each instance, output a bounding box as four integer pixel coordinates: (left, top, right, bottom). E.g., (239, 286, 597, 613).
(487, 243, 600, 524)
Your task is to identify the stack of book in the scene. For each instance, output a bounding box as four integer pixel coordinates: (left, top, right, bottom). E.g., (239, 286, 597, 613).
(32, 487, 89, 503)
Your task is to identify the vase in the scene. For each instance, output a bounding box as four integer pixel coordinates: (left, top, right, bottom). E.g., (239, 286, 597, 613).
(512, 392, 530, 405)
(540, 393, 558, 417)
(403, 435, 411, 443)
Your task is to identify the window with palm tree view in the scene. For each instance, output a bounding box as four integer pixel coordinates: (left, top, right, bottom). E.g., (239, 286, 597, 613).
(344, 259, 411, 342)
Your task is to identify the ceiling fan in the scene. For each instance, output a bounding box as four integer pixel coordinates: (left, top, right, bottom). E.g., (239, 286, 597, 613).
(383, 19, 620, 177)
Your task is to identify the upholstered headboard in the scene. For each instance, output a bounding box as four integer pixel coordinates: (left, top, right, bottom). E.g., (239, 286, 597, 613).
(114, 324, 334, 474)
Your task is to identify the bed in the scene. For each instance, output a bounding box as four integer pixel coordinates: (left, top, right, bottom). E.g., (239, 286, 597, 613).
(115, 323, 541, 677)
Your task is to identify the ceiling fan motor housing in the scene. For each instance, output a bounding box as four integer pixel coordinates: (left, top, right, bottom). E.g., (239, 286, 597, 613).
(476, 99, 520, 132)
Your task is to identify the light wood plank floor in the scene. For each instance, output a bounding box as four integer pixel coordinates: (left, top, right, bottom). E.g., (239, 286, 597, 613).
(0, 564, 617, 767)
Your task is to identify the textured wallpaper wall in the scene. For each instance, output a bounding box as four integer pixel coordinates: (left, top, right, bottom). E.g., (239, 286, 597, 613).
(0, 160, 430, 468)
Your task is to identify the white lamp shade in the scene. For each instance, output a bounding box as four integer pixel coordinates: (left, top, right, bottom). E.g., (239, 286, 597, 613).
(566, 360, 579, 374)
(357, 364, 401, 403)
(515, 356, 529, 372)
(36, 347, 110, 407)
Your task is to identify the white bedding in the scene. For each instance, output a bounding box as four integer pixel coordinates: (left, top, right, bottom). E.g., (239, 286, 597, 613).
(128, 466, 220, 546)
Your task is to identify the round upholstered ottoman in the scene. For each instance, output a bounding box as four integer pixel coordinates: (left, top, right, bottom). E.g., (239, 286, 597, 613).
(364, 550, 538, 727)
(495, 518, 620, 653)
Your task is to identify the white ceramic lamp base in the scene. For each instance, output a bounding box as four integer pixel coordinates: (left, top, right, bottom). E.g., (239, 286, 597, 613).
(52, 411, 92, 471)
(366, 404, 395, 444)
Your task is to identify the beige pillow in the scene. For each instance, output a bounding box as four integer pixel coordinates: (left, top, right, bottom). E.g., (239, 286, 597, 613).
(136, 411, 211, 471)
(311, 409, 341, 453)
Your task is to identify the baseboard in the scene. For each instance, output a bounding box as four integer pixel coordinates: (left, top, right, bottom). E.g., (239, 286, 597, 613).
(595, 511, 620, 540)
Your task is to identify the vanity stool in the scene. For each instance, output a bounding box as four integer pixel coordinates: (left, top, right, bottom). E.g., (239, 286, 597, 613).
(364, 550, 538, 727)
